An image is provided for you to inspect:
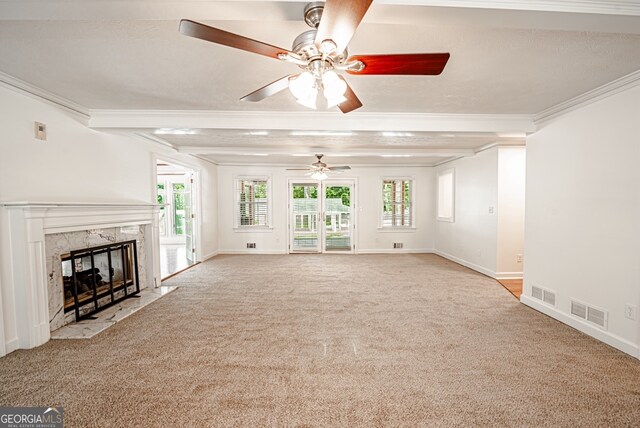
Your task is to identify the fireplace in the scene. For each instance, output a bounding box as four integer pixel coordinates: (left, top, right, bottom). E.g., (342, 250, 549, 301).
(62, 240, 140, 321)
(1, 202, 159, 354)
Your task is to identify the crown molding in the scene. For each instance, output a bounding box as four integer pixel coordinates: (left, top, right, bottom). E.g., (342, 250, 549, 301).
(386, 0, 640, 15)
(2, 0, 639, 21)
(534, 69, 640, 125)
(0, 71, 90, 122)
(89, 110, 535, 134)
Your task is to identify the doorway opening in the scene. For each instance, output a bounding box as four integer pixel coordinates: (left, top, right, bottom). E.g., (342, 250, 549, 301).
(156, 160, 197, 278)
(289, 180, 355, 253)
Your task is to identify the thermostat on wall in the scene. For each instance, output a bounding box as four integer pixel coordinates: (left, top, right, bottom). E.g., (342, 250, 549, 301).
(34, 121, 47, 141)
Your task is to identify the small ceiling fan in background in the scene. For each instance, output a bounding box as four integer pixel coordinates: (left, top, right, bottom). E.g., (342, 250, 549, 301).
(286, 154, 351, 180)
(179, 0, 450, 113)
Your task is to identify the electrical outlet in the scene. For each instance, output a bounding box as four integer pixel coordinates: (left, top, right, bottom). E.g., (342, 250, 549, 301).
(516, 254, 523, 263)
(488, 206, 495, 214)
(624, 304, 637, 321)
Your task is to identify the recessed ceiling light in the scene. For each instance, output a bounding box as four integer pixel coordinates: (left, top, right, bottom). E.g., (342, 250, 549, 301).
(154, 128, 197, 135)
(439, 133, 456, 138)
(251, 153, 269, 156)
(243, 131, 269, 136)
(382, 132, 413, 137)
(290, 131, 354, 137)
(381, 154, 412, 158)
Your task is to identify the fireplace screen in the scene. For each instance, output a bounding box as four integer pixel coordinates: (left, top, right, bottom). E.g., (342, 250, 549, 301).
(61, 240, 140, 321)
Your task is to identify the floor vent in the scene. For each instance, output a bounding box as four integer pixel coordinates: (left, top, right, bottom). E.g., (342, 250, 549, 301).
(246, 243, 256, 249)
(570, 298, 608, 330)
(393, 243, 404, 249)
(531, 285, 556, 307)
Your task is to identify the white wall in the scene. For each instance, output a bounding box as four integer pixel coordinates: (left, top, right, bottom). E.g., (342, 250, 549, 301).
(434, 147, 500, 277)
(434, 146, 526, 279)
(523, 85, 640, 357)
(217, 165, 436, 253)
(496, 147, 526, 276)
(0, 85, 218, 356)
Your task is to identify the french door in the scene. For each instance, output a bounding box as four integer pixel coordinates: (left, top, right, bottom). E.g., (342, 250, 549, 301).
(289, 180, 355, 253)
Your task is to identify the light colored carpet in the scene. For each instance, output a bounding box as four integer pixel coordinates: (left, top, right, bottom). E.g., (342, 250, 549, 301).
(1, 254, 639, 427)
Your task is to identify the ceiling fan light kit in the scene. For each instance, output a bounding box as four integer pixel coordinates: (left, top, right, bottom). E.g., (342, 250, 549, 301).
(286, 154, 351, 180)
(179, 0, 450, 114)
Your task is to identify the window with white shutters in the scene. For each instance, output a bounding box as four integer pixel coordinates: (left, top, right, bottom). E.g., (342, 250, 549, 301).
(382, 179, 413, 227)
(236, 178, 270, 227)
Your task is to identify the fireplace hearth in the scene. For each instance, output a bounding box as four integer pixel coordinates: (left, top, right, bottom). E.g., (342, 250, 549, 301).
(62, 240, 140, 321)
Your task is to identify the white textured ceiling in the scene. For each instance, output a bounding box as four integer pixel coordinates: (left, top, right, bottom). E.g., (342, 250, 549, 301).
(1, 1, 640, 165)
(0, 2, 640, 114)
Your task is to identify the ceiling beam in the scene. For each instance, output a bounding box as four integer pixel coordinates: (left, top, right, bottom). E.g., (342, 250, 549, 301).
(175, 146, 476, 157)
(89, 110, 535, 134)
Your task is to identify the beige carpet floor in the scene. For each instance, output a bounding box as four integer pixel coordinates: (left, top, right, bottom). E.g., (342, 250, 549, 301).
(1, 254, 639, 427)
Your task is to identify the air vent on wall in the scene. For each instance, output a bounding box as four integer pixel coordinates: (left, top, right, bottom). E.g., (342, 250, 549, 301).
(393, 243, 404, 249)
(246, 243, 256, 249)
(531, 285, 556, 307)
(543, 289, 556, 306)
(587, 306, 608, 330)
(570, 298, 608, 330)
(570, 300, 587, 319)
(531, 285, 543, 301)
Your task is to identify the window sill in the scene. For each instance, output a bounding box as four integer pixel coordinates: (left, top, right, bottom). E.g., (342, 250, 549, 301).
(437, 218, 455, 223)
(233, 227, 274, 233)
(377, 227, 417, 233)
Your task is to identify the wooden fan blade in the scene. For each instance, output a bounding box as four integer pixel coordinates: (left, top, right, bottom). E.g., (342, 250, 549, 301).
(328, 166, 351, 170)
(179, 19, 292, 60)
(346, 53, 450, 75)
(315, 0, 373, 55)
(338, 77, 363, 114)
(240, 75, 294, 102)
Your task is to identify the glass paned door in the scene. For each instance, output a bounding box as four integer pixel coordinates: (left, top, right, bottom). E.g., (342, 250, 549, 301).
(290, 183, 320, 252)
(323, 183, 353, 252)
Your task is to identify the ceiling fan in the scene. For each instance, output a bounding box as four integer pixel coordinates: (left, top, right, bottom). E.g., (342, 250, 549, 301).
(179, 0, 450, 113)
(286, 154, 350, 180)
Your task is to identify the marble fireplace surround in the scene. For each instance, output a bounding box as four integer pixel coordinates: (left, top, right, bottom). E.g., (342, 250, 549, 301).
(2, 202, 161, 352)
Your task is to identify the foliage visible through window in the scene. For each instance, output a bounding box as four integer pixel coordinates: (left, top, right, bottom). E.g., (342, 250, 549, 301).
(238, 179, 269, 227)
(157, 183, 166, 236)
(173, 183, 186, 235)
(382, 180, 412, 227)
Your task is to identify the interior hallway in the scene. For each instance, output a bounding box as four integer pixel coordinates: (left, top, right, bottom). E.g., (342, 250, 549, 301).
(0, 254, 638, 426)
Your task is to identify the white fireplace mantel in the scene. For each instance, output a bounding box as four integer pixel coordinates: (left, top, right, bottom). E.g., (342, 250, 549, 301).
(1, 201, 161, 353)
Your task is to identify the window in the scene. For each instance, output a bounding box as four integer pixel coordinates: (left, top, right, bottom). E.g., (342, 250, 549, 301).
(236, 178, 270, 227)
(382, 179, 412, 227)
(437, 168, 455, 222)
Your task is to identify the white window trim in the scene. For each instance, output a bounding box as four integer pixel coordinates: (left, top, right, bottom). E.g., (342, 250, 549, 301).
(437, 168, 455, 223)
(233, 175, 273, 231)
(378, 176, 416, 230)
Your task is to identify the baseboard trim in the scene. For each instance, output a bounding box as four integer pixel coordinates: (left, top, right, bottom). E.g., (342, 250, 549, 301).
(495, 272, 523, 280)
(4, 337, 19, 356)
(202, 251, 219, 261)
(218, 250, 288, 255)
(433, 249, 497, 278)
(521, 295, 639, 359)
(357, 248, 434, 254)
